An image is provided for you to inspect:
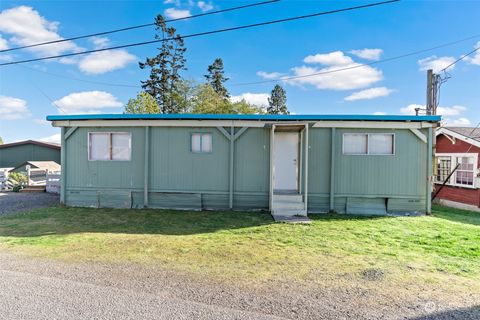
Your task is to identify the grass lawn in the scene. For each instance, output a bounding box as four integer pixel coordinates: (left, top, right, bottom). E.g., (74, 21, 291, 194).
(0, 205, 479, 292)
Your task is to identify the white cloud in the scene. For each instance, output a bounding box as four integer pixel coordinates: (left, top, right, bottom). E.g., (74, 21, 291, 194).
(344, 87, 394, 101)
(256, 71, 285, 80)
(53, 91, 122, 114)
(418, 56, 455, 73)
(33, 118, 49, 125)
(90, 36, 110, 49)
(0, 54, 13, 61)
(285, 63, 383, 91)
(39, 133, 61, 144)
(0, 35, 8, 50)
(164, 8, 191, 19)
(444, 117, 471, 126)
(78, 50, 137, 74)
(268, 51, 384, 91)
(350, 48, 383, 61)
(304, 51, 353, 65)
(0, 95, 30, 120)
(465, 41, 480, 66)
(230, 93, 269, 107)
(400, 104, 466, 116)
(198, 1, 214, 12)
(373, 112, 387, 115)
(0, 6, 81, 56)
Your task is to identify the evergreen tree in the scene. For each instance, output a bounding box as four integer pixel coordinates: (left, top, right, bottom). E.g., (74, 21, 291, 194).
(0, 136, 3, 144)
(204, 58, 229, 98)
(124, 92, 160, 114)
(267, 84, 288, 114)
(139, 15, 187, 113)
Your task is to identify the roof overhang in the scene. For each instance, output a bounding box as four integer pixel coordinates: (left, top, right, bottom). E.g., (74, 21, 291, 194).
(47, 114, 441, 129)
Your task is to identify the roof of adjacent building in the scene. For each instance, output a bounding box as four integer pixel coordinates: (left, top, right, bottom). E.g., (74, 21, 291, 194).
(441, 127, 480, 142)
(46, 114, 441, 122)
(0, 140, 60, 150)
(13, 161, 61, 172)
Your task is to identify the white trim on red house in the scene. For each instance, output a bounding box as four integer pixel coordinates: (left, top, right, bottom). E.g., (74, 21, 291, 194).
(436, 127, 480, 149)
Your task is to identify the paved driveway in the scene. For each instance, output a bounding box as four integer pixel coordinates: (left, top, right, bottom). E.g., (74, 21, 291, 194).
(0, 192, 59, 216)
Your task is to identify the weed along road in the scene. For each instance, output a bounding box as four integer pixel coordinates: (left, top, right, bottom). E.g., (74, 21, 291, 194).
(0, 257, 285, 320)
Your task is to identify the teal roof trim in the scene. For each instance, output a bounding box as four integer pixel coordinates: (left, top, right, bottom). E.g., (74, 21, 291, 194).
(46, 114, 441, 122)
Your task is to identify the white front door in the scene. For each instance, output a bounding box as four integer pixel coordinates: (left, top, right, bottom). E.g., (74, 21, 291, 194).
(274, 132, 299, 191)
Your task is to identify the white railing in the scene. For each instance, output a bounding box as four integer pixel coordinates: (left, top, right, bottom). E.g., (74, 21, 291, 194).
(0, 169, 9, 191)
(46, 171, 61, 194)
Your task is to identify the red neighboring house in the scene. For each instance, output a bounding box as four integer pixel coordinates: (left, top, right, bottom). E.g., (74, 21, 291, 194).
(435, 127, 480, 207)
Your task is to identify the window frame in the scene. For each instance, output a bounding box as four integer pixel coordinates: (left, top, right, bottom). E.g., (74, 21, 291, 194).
(435, 153, 478, 189)
(88, 132, 132, 162)
(190, 132, 213, 154)
(342, 133, 395, 156)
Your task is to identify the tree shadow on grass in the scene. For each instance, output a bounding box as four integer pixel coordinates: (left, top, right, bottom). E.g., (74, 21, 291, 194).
(0, 207, 275, 237)
(409, 305, 480, 320)
(432, 205, 480, 226)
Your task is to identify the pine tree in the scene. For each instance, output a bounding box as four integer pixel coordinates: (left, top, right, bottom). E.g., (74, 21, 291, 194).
(124, 92, 160, 114)
(139, 15, 187, 113)
(204, 58, 229, 98)
(267, 84, 288, 114)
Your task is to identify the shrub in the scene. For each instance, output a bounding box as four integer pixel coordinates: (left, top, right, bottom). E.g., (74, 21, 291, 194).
(8, 172, 28, 192)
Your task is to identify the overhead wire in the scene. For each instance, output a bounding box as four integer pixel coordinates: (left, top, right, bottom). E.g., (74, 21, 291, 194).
(0, 0, 401, 67)
(0, 0, 281, 53)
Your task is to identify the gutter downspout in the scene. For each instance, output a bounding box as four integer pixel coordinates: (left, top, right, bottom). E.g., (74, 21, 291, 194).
(304, 123, 309, 212)
(269, 125, 275, 212)
(229, 124, 234, 209)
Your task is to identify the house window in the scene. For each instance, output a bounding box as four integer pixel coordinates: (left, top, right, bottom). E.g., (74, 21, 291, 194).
(88, 132, 131, 161)
(456, 156, 475, 186)
(436, 156, 452, 183)
(191, 133, 212, 153)
(435, 153, 477, 188)
(343, 133, 394, 155)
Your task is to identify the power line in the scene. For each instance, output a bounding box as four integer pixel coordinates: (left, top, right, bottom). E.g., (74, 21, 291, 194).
(231, 34, 480, 86)
(0, 0, 401, 67)
(441, 45, 480, 72)
(15, 33, 480, 90)
(0, 0, 281, 53)
(17, 64, 139, 88)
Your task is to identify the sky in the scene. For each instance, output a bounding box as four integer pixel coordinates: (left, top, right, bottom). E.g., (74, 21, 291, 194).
(0, 0, 479, 144)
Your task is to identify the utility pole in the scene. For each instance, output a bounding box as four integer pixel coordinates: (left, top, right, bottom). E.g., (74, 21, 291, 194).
(426, 69, 440, 115)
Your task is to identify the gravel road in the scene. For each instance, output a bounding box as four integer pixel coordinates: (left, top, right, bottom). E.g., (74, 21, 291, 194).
(0, 253, 478, 320)
(0, 192, 59, 216)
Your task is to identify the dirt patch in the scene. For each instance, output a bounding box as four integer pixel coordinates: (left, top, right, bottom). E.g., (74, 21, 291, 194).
(361, 268, 386, 281)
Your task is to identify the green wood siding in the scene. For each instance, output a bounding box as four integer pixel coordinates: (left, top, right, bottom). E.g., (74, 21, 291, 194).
(0, 144, 60, 168)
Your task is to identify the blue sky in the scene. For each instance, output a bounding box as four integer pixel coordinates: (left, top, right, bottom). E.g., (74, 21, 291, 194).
(0, 0, 479, 143)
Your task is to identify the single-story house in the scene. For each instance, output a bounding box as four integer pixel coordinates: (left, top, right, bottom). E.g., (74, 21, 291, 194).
(434, 127, 480, 208)
(0, 140, 61, 168)
(47, 114, 440, 215)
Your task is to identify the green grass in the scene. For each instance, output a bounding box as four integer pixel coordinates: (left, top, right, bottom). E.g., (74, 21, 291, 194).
(0, 205, 479, 288)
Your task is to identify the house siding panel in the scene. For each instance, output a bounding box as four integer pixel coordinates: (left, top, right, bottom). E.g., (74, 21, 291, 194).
(0, 144, 60, 168)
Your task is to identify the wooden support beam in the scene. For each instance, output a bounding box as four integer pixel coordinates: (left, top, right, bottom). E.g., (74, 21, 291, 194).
(269, 125, 275, 211)
(233, 127, 248, 141)
(426, 127, 433, 214)
(60, 127, 66, 204)
(409, 128, 427, 143)
(144, 126, 150, 208)
(64, 126, 78, 140)
(216, 126, 230, 139)
(229, 126, 234, 209)
(330, 127, 336, 212)
(304, 124, 309, 212)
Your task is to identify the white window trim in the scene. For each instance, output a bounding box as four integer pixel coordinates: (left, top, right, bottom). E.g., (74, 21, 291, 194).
(88, 132, 132, 161)
(342, 133, 395, 156)
(191, 132, 213, 154)
(435, 153, 478, 189)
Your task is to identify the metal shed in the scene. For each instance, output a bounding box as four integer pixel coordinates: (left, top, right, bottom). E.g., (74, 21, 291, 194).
(47, 114, 440, 215)
(0, 140, 61, 168)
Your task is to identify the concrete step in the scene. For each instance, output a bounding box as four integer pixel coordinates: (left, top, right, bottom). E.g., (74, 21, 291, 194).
(272, 209, 307, 217)
(272, 194, 303, 202)
(272, 202, 305, 210)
